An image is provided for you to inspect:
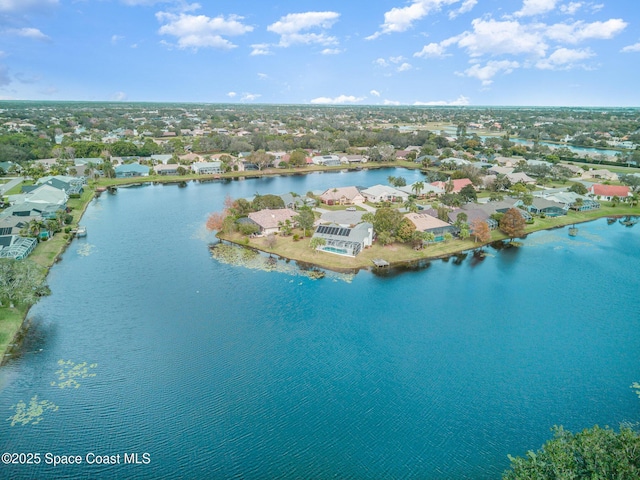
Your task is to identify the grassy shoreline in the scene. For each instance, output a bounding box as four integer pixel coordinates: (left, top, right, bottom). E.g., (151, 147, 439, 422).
(0, 186, 96, 363)
(217, 204, 640, 273)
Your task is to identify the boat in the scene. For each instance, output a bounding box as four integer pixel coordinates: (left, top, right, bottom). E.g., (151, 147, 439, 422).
(76, 226, 87, 237)
(568, 226, 578, 236)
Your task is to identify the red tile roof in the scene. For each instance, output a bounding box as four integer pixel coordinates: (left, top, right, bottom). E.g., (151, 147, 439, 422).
(589, 184, 630, 197)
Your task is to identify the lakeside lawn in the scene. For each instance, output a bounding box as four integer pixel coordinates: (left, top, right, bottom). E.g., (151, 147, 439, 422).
(220, 200, 640, 272)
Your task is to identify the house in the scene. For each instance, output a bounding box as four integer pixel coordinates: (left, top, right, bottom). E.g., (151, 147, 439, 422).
(0, 216, 29, 236)
(35, 176, 84, 195)
(440, 157, 472, 168)
(506, 172, 536, 185)
(154, 164, 182, 175)
(311, 222, 373, 257)
(318, 210, 365, 227)
(339, 154, 367, 164)
(0, 235, 38, 260)
(581, 169, 618, 182)
(278, 193, 316, 210)
(115, 163, 150, 178)
(588, 184, 630, 201)
(404, 213, 457, 241)
(360, 184, 409, 203)
(526, 198, 567, 217)
(191, 162, 223, 175)
(150, 154, 174, 165)
(494, 156, 524, 168)
(311, 155, 342, 166)
(430, 178, 473, 194)
(8, 184, 68, 207)
(487, 165, 514, 176)
(535, 191, 600, 212)
(451, 207, 499, 229)
(319, 186, 365, 205)
(247, 208, 298, 235)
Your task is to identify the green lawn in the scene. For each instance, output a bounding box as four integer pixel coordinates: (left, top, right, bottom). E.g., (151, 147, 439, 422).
(0, 306, 26, 360)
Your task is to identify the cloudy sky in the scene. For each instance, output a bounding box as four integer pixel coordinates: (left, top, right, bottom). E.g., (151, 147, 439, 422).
(1, 0, 638, 106)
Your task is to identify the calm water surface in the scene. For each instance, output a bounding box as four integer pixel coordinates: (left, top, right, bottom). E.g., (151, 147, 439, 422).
(1, 169, 639, 479)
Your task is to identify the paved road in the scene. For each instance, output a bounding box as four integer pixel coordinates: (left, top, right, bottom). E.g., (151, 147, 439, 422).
(0, 177, 24, 196)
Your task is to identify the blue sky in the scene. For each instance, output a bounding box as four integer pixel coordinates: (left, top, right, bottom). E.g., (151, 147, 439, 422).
(1, 0, 639, 106)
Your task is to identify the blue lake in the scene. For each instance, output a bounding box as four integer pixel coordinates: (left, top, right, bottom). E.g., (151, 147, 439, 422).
(1, 168, 639, 479)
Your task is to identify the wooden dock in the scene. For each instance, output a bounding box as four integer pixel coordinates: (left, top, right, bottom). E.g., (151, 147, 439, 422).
(372, 259, 390, 268)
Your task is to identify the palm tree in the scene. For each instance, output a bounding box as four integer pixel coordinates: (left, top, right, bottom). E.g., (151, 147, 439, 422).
(403, 198, 419, 213)
(412, 181, 424, 198)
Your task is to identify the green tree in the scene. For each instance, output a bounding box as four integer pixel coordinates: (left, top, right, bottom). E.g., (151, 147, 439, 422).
(372, 207, 403, 239)
(500, 208, 526, 241)
(403, 197, 419, 213)
(294, 207, 315, 237)
(459, 184, 477, 203)
(569, 182, 588, 195)
(411, 181, 424, 197)
(309, 237, 326, 252)
(289, 149, 308, 167)
(396, 218, 416, 243)
(503, 425, 640, 480)
(0, 259, 49, 308)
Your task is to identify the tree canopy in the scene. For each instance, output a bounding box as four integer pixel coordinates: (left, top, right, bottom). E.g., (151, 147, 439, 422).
(500, 208, 526, 240)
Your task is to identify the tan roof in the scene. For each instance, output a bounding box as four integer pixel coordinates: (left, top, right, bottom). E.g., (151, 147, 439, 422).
(319, 186, 363, 202)
(405, 213, 450, 231)
(248, 208, 298, 229)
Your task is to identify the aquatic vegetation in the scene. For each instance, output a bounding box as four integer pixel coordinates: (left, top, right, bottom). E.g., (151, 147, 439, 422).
(632, 382, 640, 399)
(51, 359, 98, 389)
(210, 243, 353, 282)
(77, 243, 96, 257)
(8, 395, 59, 426)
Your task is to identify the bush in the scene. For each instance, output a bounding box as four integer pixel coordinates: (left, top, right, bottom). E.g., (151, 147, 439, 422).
(69, 193, 81, 199)
(293, 234, 300, 241)
(64, 226, 72, 233)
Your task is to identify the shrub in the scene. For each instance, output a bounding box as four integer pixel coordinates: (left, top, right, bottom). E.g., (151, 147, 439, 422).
(293, 234, 300, 241)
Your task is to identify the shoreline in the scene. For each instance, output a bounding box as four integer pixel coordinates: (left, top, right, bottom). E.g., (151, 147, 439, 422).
(215, 211, 639, 274)
(1, 186, 97, 365)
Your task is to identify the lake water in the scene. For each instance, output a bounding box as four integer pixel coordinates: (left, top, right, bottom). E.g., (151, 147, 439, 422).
(2, 169, 639, 479)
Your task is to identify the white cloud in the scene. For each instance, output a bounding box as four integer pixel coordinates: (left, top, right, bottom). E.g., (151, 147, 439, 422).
(250, 44, 272, 56)
(257, 73, 268, 79)
(397, 62, 413, 72)
(321, 48, 342, 55)
(560, 2, 583, 15)
(448, 0, 477, 19)
(414, 95, 470, 105)
(367, 0, 460, 39)
(514, 0, 558, 17)
(227, 91, 237, 98)
(389, 55, 405, 64)
(111, 35, 124, 45)
(310, 95, 365, 104)
(462, 60, 519, 85)
(7, 28, 50, 41)
(241, 93, 261, 101)
(536, 47, 594, 69)
(370, 89, 381, 97)
(111, 91, 128, 101)
(383, 99, 401, 105)
(456, 18, 548, 58)
(545, 18, 627, 44)
(374, 58, 389, 67)
(0, 0, 58, 13)
(414, 42, 450, 58)
(156, 12, 253, 50)
(621, 43, 640, 53)
(267, 11, 340, 47)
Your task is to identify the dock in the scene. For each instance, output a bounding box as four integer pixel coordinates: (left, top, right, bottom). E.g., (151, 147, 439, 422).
(372, 259, 390, 268)
(75, 226, 87, 237)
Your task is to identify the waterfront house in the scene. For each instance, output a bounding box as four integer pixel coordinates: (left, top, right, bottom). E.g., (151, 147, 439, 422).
(339, 154, 367, 164)
(360, 184, 409, 203)
(311, 155, 342, 167)
(588, 184, 630, 201)
(278, 193, 316, 210)
(154, 164, 182, 175)
(405, 213, 457, 241)
(398, 182, 445, 198)
(35, 175, 84, 195)
(311, 222, 373, 257)
(0, 235, 38, 260)
(115, 163, 150, 178)
(526, 198, 567, 217)
(191, 162, 223, 175)
(247, 208, 298, 235)
(319, 186, 365, 206)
